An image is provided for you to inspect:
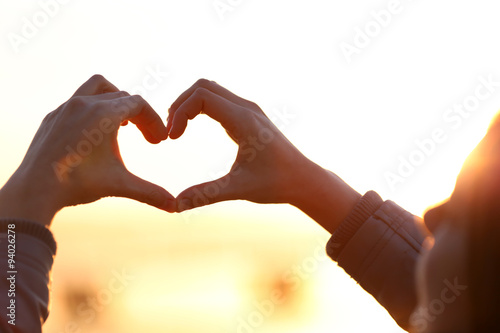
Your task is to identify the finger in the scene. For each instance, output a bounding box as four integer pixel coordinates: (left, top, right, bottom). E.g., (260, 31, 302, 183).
(167, 79, 255, 133)
(170, 79, 253, 113)
(110, 95, 168, 143)
(112, 171, 176, 212)
(81, 91, 131, 126)
(72, 74, 120, 97)
(87, 91, 130, 101)
(175, 174, 236, 212)
(169, 87, 242, 140)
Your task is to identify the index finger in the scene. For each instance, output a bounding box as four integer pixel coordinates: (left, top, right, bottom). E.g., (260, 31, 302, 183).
(167, 79, 255, 133)
(72, 74, 120, 97)
(168, 87, 244, 140)
(110, 95, 168, 143)
(170, 79, 254, 111)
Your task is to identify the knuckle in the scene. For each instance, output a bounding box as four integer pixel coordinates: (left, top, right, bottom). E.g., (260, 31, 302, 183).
(66, 95, 89, 110)
(45, 109, 56, 119)
(112, 94, 145, 118)
(89, 74, 106, 84)
(128, 94, 145, 107)
(244, 100, 260, 111)
(130, 94, 144, 102)
(193, 87, 209, 98)
(42, 110, 57, 124)
(115, 94, 142, 110)
(195, 78, 210, 87)
(88, 74, 117, 94)
(117, 90, 130, 97)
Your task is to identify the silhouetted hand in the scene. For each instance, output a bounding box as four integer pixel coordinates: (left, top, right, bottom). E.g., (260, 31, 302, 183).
(0, 75, 175, 227)
(167, 79, 360, 233)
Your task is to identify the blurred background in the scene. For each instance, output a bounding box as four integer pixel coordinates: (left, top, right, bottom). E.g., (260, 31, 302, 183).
(1, 0, 500, 332)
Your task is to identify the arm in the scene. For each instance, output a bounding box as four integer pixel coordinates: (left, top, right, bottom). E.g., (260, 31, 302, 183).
(0, 75, 175, 332)
(167, 79, 428, 330)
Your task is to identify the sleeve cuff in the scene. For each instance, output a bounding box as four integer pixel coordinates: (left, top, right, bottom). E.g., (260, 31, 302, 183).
(0, 218, 56, 255)
(326, 191, 383, 261)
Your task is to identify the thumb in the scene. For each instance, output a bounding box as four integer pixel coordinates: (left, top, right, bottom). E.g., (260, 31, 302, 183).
(112, 171, 176, 212)
(176, 174, 236, 212)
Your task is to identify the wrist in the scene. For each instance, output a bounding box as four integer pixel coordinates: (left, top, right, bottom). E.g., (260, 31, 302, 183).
(289, 161, 361, 234)
(0, 166, 63, 227)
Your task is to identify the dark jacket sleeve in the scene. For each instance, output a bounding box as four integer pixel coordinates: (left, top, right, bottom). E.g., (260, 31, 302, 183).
(326, 191, 427, 331)
(0, 219, 57, 333)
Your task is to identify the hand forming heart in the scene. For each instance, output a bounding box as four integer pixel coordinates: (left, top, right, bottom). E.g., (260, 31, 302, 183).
(166, 79, 361, 234)
(1, 75, 357, 228)
(166, 79, 317, 213)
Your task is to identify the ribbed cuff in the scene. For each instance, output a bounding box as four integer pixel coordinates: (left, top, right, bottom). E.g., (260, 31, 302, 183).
(0, 218, 57, 255)
(326, 191, 383, 261)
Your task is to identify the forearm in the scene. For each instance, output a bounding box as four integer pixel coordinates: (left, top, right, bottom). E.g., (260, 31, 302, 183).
(288, 160, 361, 234)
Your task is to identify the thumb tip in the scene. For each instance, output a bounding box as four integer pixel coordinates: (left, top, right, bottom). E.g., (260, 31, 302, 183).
(177, 198, 195, 213)
(176, 184, 224, 212)
(148, 189, 176, 212)
(162, 200, 177, 213)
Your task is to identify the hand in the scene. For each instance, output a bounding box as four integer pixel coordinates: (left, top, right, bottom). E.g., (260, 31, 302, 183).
(0, 75, 175, 227)
(167, 79, 360, 233)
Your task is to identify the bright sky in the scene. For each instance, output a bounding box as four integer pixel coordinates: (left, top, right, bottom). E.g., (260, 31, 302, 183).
(1, 1, 500, 332)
